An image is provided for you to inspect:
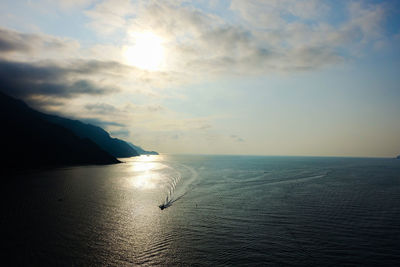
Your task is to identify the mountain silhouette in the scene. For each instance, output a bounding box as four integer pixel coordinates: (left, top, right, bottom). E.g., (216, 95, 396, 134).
(0, 92, 120, 171)
(43, 114, 140, 158)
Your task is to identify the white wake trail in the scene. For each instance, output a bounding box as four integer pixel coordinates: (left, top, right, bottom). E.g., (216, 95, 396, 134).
(159, 162, 198, 210)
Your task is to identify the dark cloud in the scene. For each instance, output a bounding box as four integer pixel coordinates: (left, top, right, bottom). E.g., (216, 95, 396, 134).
(0, 28, 32, 53)
(110, 129, 130, 138)
(80, 117, 125, 128)
(0, 27, 128, 104)
(0, 59, 119, 100)
(71, 59, 128, 75)
(85, 103, 118, 113)
(26, 97, 67, 111)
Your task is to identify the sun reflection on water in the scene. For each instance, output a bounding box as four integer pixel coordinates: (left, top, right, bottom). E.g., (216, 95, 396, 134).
(128, 155, 168, 190)
(132, 172, 162, 190)
(104, 154, 172, 263)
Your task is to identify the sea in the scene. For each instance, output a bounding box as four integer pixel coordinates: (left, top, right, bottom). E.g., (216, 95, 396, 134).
(2, 155, 400, 266)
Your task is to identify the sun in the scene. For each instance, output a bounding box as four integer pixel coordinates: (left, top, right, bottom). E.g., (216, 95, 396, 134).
(124, 32, 165, 71)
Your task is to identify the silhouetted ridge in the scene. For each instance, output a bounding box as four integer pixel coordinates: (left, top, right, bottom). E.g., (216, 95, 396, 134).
(0, 92, 120, 170)
(43, 115, 139, 158)
(127, 142, 159, 155)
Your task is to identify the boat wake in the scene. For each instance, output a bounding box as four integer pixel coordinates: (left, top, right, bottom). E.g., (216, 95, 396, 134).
(159, 163, 197, 210)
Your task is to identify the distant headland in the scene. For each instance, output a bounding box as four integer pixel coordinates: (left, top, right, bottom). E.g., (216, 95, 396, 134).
(0, 92, 157, 171)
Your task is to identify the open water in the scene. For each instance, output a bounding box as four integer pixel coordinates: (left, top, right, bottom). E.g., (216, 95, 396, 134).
(2, 155, 400, 266)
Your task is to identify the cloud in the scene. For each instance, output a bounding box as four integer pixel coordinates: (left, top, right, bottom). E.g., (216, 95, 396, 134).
(80, 117, 125, 128)
(0, 0, 394, 154)
(230, 134, 245, 142)
(0, 28, 32, 53)
(110, 129, 130, 138)
(171, 133, 180, 140)
(85, 0, 136, 35)
(1, 1, 389, 100)
(0, 59, 119, 100)
(146, 104, 164, 112)
(56, 0, 95, 9)
(106, 0, 387, 77)
(0, 1, 391, 86)
(0, 27, 80, 59)
(345, 1, 385, 45)
(230, 0, 329, 28)
(85, 102, 118, 113)
(229, 0, 386, 48)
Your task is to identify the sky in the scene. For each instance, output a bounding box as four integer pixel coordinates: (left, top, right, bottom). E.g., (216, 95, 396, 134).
(0, 0, 399, 157)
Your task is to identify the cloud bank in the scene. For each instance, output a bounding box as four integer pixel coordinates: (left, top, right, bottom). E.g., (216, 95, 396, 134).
(0, 0, 396, 153)
(0, 1, 389, 101)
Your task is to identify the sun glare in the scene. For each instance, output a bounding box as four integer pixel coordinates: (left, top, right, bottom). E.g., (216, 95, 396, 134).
(124, 32, 165, 71)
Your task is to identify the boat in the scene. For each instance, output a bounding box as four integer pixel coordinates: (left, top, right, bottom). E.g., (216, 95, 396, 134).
(159, 200, 171, 210)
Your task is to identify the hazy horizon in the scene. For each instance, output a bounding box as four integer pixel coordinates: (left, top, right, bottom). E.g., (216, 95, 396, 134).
(1, 0, 399, 157)
(141, 152, 398, 159)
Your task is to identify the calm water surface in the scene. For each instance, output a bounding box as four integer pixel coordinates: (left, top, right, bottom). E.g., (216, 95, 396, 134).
(2, 155, 400, 266)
